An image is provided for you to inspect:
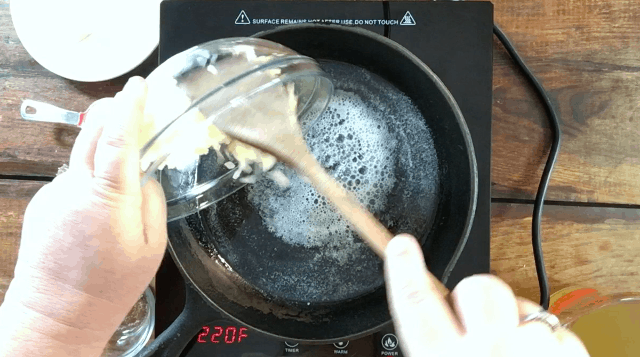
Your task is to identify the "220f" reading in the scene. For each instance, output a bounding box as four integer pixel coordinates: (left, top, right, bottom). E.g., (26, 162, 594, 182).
(197, 326, 249, 344)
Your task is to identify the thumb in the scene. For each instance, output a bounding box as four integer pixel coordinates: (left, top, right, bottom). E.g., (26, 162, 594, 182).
(140, 178, 168, 258)
(384, 234, 463, 356)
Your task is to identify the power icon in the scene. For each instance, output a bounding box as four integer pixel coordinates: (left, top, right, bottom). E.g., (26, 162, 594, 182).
(381, 334, 399, 351)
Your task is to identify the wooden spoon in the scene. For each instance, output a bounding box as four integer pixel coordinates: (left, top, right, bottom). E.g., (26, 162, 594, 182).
(213, 88, 393, 259)
(211, 96, 392, 258)
(211, 86, 450, 296)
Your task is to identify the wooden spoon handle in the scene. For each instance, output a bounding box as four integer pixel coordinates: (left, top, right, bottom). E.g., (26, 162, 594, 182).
(299, 155, 451, 298)
(300, 155, 395, 258)
(432, 277, 451, 298)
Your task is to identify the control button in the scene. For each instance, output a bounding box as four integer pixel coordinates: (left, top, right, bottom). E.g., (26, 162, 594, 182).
(381, 334, 399, 351)
(333, 341, 349, 349)
(285, 341, 299, 348)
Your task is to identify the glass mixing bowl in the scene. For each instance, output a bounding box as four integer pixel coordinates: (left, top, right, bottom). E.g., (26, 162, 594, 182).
(138, 38, 333, 222)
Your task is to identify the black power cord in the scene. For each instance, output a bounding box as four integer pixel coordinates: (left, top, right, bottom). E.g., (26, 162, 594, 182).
(493, 24, 562, 310)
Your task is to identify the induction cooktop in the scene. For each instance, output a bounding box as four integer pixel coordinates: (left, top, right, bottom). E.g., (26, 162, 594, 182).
(155, 2, 493, 356)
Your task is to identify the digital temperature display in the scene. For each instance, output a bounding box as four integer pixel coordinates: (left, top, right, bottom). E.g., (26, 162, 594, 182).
(186, 320, 283, 357)
(196, 325, 248, 344)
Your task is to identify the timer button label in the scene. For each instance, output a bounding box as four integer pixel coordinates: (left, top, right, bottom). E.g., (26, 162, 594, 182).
(284, 341, 300, 355)
(284, 341, 300, 354)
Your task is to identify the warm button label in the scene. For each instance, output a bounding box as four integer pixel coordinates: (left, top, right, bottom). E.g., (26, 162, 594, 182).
(333, 341, 349, 354)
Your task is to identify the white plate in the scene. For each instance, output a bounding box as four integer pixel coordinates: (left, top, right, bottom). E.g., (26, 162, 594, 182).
(10, 0, 161, 82)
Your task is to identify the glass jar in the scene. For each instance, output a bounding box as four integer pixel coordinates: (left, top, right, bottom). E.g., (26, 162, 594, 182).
(550, 287, 640, 356)
(101, 287, 155, 357)
(138, 38, 333, 221)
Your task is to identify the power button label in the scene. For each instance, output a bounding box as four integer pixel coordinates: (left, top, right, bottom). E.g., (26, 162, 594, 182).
(380, 333, 400, 356)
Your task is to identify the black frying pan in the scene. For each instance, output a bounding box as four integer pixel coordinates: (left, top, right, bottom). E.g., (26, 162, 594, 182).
(140, 24, 477, 357)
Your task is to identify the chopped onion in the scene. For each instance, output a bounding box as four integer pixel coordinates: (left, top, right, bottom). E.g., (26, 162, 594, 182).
(232, 167, 243, 180)
(268, 169, 290, 188)
(239, 175, 258, 184)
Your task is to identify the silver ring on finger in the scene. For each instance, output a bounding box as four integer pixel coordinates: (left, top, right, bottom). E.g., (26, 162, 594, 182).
(520, 309, 562, 332)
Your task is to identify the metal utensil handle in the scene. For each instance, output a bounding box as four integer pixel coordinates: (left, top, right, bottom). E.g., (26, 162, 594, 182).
(20, 99, 85, 126)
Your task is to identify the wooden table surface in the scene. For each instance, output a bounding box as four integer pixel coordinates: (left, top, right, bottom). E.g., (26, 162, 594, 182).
(1, 0, 640, 305)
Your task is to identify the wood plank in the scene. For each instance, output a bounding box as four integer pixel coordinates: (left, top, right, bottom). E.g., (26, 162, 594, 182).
(1, 179, 639, 308)
(490, 0, 640, 204)
(0, 3, 157, 177)
(492, 202, 640, 303)
(2, 2, 640, 204)
(0, 180, 46, 303)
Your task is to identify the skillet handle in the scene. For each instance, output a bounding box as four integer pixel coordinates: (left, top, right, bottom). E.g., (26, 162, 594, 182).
(138, 281, 217, 357)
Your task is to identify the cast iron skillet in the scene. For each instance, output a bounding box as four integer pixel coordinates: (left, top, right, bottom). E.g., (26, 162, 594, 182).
(140, 24, 477, 357)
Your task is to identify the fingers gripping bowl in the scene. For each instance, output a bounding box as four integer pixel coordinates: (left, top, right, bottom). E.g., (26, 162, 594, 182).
(139, 38, 333, 222)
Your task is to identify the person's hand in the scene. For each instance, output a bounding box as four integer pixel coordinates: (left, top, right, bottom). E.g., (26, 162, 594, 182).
(384, 234, 590, 357)
(1, 77, 167, 355)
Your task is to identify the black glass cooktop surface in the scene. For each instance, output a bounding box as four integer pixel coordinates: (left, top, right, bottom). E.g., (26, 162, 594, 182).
(155, 2, 493, 356)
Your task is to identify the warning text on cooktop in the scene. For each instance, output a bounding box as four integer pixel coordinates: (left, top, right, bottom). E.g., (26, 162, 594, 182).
(234, 10, 417, 26)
